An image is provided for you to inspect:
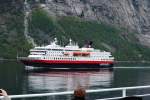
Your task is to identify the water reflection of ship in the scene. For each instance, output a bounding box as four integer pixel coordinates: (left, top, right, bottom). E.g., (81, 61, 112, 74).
(25, 68, 114, 93)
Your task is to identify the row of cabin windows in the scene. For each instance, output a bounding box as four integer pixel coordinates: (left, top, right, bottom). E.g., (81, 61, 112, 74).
(45, 49, 80, 51)
(43, 56, 110, 61)
(46, 51, 109, 56)
(44, 55, 110, 59)
(44, 55, 109, 58)
(32, 49, 109, 55)
(35, 48, 95, 52)
(46, 52, 110, 57)
(44, 57, 76, 60)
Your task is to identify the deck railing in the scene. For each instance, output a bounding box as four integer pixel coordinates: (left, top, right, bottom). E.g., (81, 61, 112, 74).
(1, 85, 150, 100)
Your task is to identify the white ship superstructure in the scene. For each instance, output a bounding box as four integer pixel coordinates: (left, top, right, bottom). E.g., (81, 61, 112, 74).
(19, 38, 114, 68)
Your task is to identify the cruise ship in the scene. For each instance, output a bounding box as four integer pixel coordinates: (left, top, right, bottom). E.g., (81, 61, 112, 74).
(19, 38, 114, 68)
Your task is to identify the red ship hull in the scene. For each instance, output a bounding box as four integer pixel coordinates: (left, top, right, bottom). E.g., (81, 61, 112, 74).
(20, 59, 114, 68)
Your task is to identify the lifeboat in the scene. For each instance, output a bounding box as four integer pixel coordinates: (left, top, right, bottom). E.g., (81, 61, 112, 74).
(82, 52, 90, 56)
(73, 52, 81, 56)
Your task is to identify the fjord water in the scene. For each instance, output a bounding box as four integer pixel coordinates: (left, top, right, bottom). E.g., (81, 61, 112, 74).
(0, 61, 150, 100)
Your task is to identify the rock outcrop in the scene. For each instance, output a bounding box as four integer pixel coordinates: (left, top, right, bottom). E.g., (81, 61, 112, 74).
(35, 0, 150, 46)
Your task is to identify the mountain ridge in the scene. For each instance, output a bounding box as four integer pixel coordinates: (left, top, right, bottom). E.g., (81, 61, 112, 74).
(36, 0, 150, 47)
(0, 0, 150, 61)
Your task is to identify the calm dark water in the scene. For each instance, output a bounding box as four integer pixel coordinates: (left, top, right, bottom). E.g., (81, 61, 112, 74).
(0, 61, 150, 100)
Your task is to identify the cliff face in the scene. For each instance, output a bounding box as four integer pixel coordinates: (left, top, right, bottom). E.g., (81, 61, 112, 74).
(1, 0, 150, 47)
(39, 0, 150, 46)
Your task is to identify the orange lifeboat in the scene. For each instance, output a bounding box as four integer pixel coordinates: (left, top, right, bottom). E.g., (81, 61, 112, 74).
(73, 52, 82, 56)
(82, 52, 90, 56)
(73, 52, 90, 56)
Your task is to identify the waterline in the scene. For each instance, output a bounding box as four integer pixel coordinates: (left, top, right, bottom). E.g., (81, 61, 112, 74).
(114, 67, 150, 69)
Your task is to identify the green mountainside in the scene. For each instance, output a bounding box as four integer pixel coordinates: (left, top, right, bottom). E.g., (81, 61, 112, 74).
(0, 1, 32, 59)
(29, 8, 150, 61)
(1, 4, 150, 61)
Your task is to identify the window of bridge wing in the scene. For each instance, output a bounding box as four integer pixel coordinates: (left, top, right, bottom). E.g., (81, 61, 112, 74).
(30, 50, 46, 55)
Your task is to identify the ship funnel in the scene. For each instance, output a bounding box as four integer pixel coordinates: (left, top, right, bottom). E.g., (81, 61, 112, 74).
(88, 41, 93, 46)
(84, 40, 93, 48)
(88, 41, 93, 48)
